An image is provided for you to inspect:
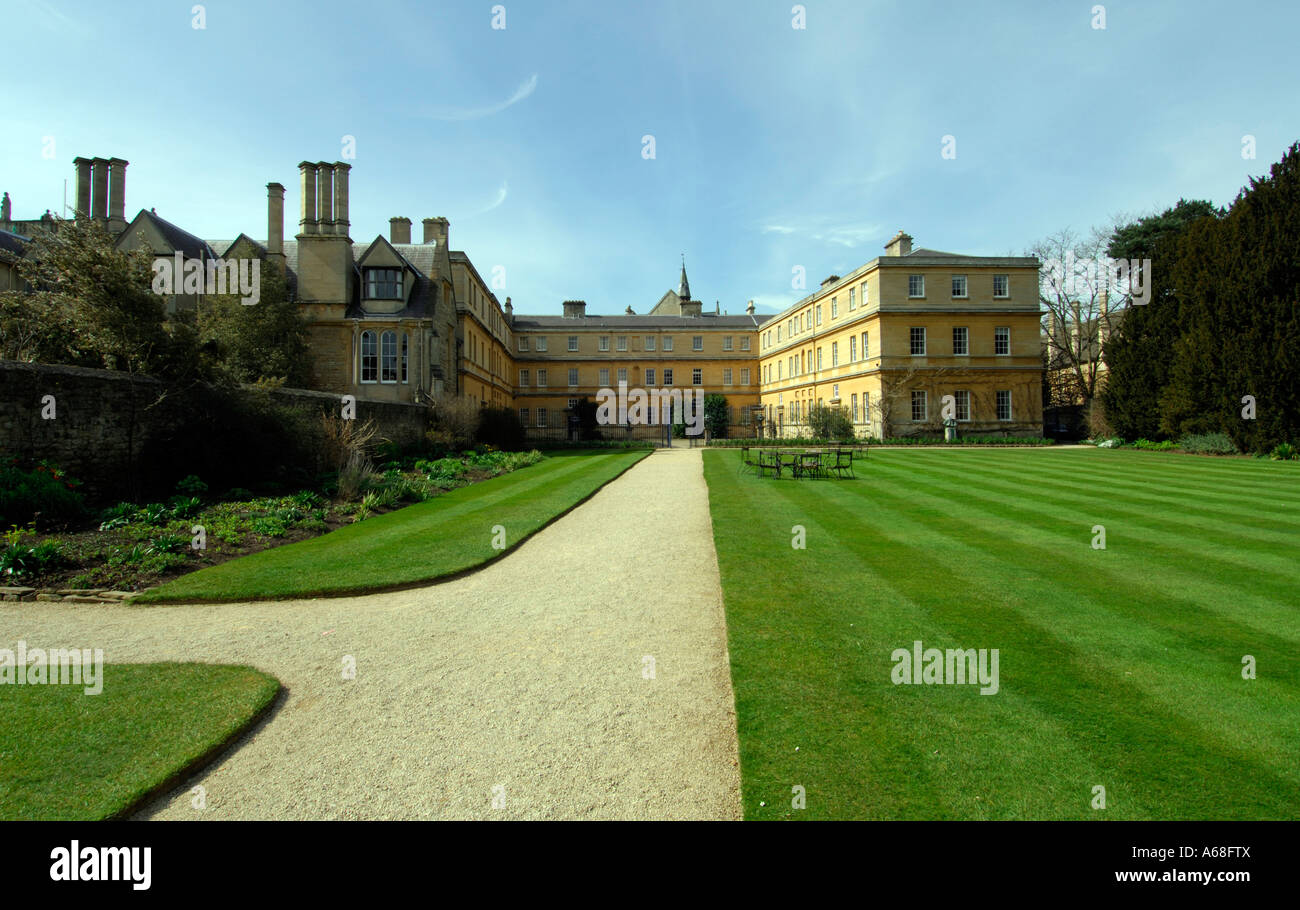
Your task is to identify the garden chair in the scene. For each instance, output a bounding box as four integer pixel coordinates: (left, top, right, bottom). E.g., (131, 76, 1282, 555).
(738, 446, 757, 476)
(831, 447, 855, 479)
(780, 450, 801, 479)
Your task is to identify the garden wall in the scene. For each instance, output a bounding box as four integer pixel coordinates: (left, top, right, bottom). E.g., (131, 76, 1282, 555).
(0, 360, 430, 501)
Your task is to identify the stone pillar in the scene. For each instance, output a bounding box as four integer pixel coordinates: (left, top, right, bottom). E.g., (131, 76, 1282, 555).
(267, 182, 285, 266)
(332, 163, 350, 235)
(299, 162, 318, 235)
(90, 158, 109, 221)
(73, 158, 92, 218)
(316, 162, 334, 235)
(107, 158, 129, 231)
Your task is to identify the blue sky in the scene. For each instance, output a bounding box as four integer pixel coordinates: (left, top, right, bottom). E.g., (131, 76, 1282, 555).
(6, 0, 1297, 314)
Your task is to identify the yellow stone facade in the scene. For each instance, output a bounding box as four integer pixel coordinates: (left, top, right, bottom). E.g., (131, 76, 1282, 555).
(758, 233, 1043, 438)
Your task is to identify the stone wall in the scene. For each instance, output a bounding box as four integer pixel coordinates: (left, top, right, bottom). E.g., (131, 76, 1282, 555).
(0, 360, 430, 501)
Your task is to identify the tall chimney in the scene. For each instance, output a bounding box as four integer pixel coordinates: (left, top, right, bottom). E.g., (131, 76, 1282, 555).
(90, 158, 109, 221)
(884, 230, 913, 257)
(0, 192, 10, 223)
(390, 217, 412, 244)
(332, 163, 350, 234)
(504, 296, 513, 324)
(267, 182, 285, 262)
(73, 157, 92, 219)
(316, 162, 334, 235)
(562, 300, 587, 318)
(107, 158, 128, 232)
(423, 216, 449, 246)
(298, 162, 318, 235)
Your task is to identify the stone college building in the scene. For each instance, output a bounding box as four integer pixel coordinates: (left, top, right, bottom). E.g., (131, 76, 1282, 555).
(0, 157, 1044, 439)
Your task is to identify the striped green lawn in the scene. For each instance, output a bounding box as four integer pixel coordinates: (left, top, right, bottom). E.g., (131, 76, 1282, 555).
(703, 448, 1300, 819)
(138, 450, 649, 603)
(0, 663, 279, 820)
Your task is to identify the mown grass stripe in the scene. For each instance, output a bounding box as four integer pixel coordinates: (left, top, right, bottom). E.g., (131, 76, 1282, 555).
(705, 448, 1300, 819)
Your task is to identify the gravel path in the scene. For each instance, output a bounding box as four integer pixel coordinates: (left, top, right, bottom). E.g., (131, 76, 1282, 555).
(0, 448, 742, 820)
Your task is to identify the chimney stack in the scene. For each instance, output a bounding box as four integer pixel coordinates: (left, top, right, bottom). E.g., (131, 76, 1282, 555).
(267, 182, 285, 264)
(423, 216, 449, 246)
(390, 217, 412, 244)
(90, 158, 109, 221)
(884, 230, 913, 257)
(562, 300, 587, 319)
(504, 296, 513, 323)
(316, 162, 334, 234)
(0, 192, 10, 223)
(107, 158, 128, 231)
(332, 163, 350, 235)
(73, 157, 92, 218)
(298, 162, 318, 235)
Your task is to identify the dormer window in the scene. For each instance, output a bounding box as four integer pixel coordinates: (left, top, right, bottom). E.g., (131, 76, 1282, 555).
(365, 267, 403, 299)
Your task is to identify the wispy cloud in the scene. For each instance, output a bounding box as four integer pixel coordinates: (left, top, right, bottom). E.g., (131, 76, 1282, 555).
(761, 219, 886, 249)
(422, 74, 538, 121)
(466, 181, 508, 217)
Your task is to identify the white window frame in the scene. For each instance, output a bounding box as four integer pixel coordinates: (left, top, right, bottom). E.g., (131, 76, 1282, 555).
(995, 326, 1010, 356)
(599, 336, 610, 352)
(692, 336, 703, 351)
(645, 335, 656, 351)
(692, 368, 703, 385)
(911, 390, 927, 422)
(955, 389, 971, 422)
(993, 274, 1009, 298)
(908, 275, 925, 298)
(568, 368, 579, 387)
(568, 335, 579, 352)
(360, 330, 378, 383)
(910, 326, 926, 356)
(997, 390, 1012, 421)
(953, 326, 969, 356)
(951, 275, 968, 298)
(535, 336, 548, 352)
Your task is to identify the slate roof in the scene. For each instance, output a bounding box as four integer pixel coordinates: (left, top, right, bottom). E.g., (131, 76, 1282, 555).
(131, 209, 217, 260)
(0, 228, 29, 260)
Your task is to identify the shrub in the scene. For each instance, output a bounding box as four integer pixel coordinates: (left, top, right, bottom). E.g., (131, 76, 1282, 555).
(147, 533, 187, 555)
(1269, 442, 1298, 461)
(805, 404, 855, 441)
(249, 516, 288, 538)
(0, 460, 87, 528)
(1131, 438, 1177, 451)
(289, 491, 322, 512)
(168, 495, 203, 518)
(0, 537, 66, 579)
(136, 503, 170, 526)
(1178, 432, 1238, 456)
(98, 501, 138, 531)
(477, 406, 526, 450)
(175, 475, 208, 497)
